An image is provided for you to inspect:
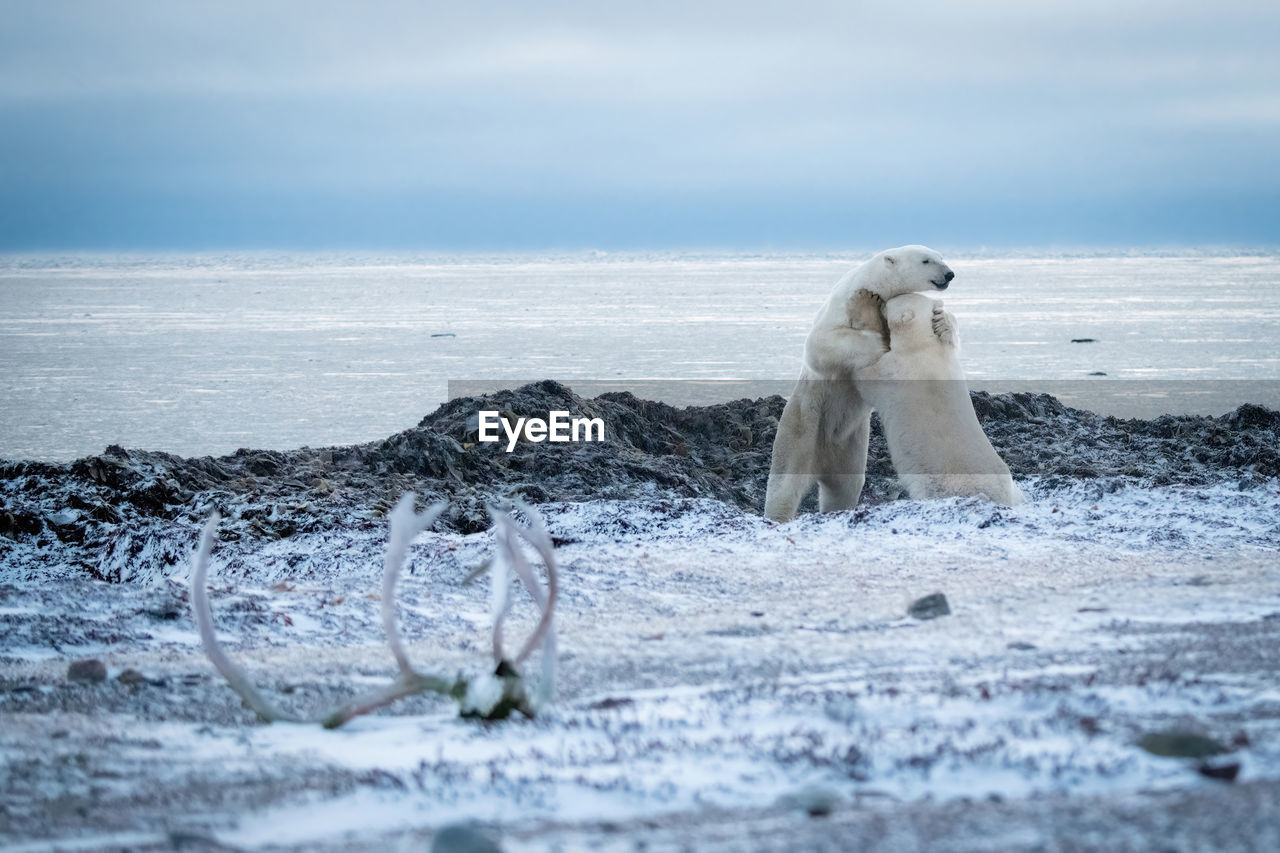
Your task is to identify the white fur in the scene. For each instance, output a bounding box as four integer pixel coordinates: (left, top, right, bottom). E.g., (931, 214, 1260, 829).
(764, 246, 956, 522)
(858, 293, 1024, 506)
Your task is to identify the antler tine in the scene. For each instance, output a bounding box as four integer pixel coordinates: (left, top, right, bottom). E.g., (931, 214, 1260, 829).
(509, 499, 560, 667)
(319, 668, 456, 729)
(488, 511, 515, 665)
(190, 513, 303, 723)
(323, 493, 455, 729)
(485, 505, 542, 663)
(502, 511, 546, 609)
(492, 509, 542, 662)
(382, 494, 447, 676)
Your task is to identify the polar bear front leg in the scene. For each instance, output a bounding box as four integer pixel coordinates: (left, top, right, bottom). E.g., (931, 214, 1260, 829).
(806, 293, 890, 375)
(931, 301, 959, 348)
(805, 328, 889, 376)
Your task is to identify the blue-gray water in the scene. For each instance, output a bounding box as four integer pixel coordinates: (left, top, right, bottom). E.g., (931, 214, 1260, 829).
(2, 251, 1278, 461)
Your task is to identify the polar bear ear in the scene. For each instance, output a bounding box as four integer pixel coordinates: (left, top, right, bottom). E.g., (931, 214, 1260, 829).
(883, 254, 897, 266)
(889, 307, 915, 328)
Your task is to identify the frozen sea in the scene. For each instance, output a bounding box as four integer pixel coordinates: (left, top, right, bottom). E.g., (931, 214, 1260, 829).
(1, 250, 1279, 461)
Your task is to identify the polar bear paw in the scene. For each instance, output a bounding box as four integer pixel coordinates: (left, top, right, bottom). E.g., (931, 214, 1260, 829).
(850, 288, 891, 352)
(931, 302, 958, 347)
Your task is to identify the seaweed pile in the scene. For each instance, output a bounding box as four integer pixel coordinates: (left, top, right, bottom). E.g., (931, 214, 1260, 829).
(1, 380, 1277, 581)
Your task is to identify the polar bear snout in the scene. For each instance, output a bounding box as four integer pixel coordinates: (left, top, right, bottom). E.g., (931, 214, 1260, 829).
(931, 270, 955, 289)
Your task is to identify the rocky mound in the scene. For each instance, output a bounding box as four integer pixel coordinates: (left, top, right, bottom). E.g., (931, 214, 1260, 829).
(1, 380, 1277, 581)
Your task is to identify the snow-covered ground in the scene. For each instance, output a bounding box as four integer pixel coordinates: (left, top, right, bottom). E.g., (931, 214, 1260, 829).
(3, 480, 1279, 850)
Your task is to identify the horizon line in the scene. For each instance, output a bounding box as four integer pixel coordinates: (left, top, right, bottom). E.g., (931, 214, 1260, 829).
(1, 243, 1279, 260)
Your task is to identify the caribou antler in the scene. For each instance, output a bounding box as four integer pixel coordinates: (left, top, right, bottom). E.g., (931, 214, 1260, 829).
(191, 511, 305, 724)
(499, 499, 559, 703)
(474, 500, 560, 706)
(191, 494, 559, 727)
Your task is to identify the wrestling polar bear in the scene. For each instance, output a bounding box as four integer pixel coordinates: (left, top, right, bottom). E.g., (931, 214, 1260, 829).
(859, 293, 1024, 506)
(763, 245, 1020, 522)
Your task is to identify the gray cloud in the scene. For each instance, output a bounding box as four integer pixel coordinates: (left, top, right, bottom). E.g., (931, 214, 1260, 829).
(1, 1, 1278, 246)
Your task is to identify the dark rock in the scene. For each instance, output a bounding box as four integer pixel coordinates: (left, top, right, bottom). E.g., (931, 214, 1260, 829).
(779, 784, 839, 818)
(431, 823, 502, 853)
(116, 668, 149, 685)
(1137, 731, 1228, 759)
(908, 593, 951, 620)
(1226, 403, 1280, 431)
(0, 509, 43, 539)
(166, 831, 241, 850)
(67, 659, 107, 683)
(1006, 641, 1037, 651)
(1071, 338, 1097, 343)
(140, 586, 187, 621)
(1197, 761, 1241, 782)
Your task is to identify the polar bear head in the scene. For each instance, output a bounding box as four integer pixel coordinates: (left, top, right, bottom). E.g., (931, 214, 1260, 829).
(883, 292, 932, 333)
(870, 245, 954, 297)
(882, 293, 949, 357)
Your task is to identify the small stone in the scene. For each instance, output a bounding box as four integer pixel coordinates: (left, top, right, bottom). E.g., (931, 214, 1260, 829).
(778, 784, 839, 818)
(67, 659, 107, 683)
(908, 593, 951, 620)
(1006, 641, 1036, 651)
(116, 668, 149, 685)
(1197, 761, 1241, 782)
(1136, 731, 1228, 759)
(431, 824, 502, 853)
(1071, 338, 1097, 343)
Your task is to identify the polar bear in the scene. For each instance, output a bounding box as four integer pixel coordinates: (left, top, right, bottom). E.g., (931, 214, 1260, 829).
(763, 246, 955, 522)
(858, 293, 1024, 506)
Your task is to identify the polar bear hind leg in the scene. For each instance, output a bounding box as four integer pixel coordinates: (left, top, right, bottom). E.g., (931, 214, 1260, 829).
(764, 392, 818, 522)
(987, 477, 1026, 507)
(816, 413, 869, 512)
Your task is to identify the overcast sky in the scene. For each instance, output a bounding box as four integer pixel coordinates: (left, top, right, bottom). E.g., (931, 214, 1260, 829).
(2, 1, 1278, 249)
